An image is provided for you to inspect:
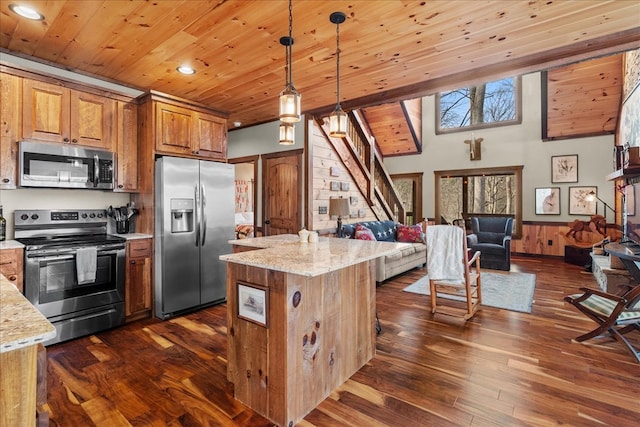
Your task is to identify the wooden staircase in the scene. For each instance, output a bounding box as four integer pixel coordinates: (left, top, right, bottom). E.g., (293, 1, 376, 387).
(316, 110, 407, 223)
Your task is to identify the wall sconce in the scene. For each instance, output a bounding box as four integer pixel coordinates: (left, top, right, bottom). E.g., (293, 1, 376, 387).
(329, 197, 350, 237)
(329, 11, 347, 138)
(463, 133, 483, 160)
(279, 0, 301, 124)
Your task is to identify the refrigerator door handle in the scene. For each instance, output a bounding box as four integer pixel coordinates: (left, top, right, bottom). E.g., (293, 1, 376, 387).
(195, 184, 201, 247)
(201, 183, 207, 246)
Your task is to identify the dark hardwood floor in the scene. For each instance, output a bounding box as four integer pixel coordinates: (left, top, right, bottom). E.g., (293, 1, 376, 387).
(43, 256, 640, 426)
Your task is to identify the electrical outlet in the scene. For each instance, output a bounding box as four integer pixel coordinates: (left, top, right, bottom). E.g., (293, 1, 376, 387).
(548, 239, 553, 246)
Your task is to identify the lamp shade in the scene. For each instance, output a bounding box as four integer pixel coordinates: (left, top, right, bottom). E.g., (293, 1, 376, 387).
(279, 86, 301, 123)
(329, 107, 348, 138)
(329, 197, 350, 218)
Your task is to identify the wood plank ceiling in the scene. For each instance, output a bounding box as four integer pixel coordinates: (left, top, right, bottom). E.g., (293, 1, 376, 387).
(1, 0, 638, 136)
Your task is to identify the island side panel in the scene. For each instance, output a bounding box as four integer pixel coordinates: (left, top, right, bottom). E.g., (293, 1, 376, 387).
(284, 260, 376, 426)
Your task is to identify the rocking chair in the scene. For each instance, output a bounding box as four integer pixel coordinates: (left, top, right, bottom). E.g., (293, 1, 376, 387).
(426, 225, 482, 320)
(564, 285, 640, 363)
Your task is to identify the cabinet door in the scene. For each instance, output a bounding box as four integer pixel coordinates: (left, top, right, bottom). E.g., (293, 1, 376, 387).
(0, 248, 24, 293)
(70, 90, 115, 150)
(193, 112, 227, 160)
(155, 102, 193, 155)
(23, 79, 70, 143)
(115, 101, 138, 192)
(0, 73, 21, 189)
(125, 239, 152, 320)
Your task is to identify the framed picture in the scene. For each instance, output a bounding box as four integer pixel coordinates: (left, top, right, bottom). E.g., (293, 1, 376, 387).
(551, 155, 578, 183)
(569, 186, 597, 215)
(330, 181, 340, 191)
(627, 185, 635, 216)
(535, 187, 560, 215)
(237, 282, 268, 327)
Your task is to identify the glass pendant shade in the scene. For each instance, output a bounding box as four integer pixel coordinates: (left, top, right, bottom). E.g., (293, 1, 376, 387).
(279, 122, 295, 145)
(279, 87, 301, 123)
(329, 107, 347, 138)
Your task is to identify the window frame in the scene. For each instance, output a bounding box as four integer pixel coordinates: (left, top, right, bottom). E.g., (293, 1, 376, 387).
(435, 76, 523, 134)
(434, 165, 523, 238)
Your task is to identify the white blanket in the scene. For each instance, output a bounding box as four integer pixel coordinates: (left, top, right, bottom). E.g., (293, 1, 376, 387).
(76, 247, 98, 285)
(426, 225, 465, 282)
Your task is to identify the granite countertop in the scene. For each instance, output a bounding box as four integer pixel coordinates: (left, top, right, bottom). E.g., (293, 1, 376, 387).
(111, 233, 153, 240)
(0, 275, 56, 353)
(0, 240, 25, 250)
(221, 234, 403, 277)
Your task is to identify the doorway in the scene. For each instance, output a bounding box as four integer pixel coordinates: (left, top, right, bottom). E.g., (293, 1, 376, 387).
(229, 155, 259, 238)
(391, 172, 423, 224)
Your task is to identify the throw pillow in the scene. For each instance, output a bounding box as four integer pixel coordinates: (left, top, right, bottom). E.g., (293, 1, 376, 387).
(397, 224, 424, 243)
(360, 220, 397, 242)
(355, 223, 376, 241)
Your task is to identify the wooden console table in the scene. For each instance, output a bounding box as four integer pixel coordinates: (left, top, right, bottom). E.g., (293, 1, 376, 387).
(220, 235, 402, 426)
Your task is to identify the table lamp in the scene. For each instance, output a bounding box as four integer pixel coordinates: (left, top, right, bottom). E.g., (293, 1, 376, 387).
(329, 197, 350, 237)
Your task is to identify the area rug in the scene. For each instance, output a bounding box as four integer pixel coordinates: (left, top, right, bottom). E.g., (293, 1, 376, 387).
(402, 271, 536, 313)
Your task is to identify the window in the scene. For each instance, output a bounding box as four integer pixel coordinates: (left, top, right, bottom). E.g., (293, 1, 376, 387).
(434, 166, 523, 237)
(436, 77, 522, 134)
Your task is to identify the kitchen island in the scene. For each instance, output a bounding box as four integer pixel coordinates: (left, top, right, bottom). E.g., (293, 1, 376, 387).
(0, 273, 56, 426)
(220, 235, 403, 427)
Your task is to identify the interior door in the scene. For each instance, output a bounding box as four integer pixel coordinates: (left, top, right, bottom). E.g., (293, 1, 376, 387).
(262, 150, 303, 235)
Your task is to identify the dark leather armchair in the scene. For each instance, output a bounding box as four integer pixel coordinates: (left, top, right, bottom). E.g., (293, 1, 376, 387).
(467, 216, 514, 271)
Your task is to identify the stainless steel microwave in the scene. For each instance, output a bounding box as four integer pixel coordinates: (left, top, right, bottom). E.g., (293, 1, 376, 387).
(19, 141, 115, 190)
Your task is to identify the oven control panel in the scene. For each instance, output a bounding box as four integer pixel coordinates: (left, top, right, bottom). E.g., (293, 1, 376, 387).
(14, 209, 107, 226)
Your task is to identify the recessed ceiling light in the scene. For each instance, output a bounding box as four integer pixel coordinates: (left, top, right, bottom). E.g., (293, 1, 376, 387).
(176, 65, 196, 75)
(9, 4, 44, 20)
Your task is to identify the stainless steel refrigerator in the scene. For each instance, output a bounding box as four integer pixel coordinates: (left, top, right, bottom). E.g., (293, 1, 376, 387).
(155, 156, 235, 319)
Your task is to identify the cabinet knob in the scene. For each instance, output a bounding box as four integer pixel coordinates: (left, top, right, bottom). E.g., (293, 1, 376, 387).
(72, 139, 78, 144)
(9, 276, 16, 281)
(118, 184, 124, 189)
(63, 137, 70, 142)
(131, 260, 136, 264)
(2, 178, 9, 183)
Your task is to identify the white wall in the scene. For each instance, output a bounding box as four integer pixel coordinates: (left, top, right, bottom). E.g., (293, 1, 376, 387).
(0, 190, 130, 239)
(384, 72, 615, 222)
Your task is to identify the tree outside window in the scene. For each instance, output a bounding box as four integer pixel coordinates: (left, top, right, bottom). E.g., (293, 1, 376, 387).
(436, 77, 522, 133)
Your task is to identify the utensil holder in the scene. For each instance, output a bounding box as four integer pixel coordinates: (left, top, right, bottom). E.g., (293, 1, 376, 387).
(116, 219, 130, 234)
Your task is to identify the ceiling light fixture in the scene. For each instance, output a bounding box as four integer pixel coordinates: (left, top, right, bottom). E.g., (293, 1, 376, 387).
(9, 4, 44, 20)
(278, 0, 301, 124)
(279, 122, 295, 145)
(176, 65, 196, 75)
(329, 11, 347, 138)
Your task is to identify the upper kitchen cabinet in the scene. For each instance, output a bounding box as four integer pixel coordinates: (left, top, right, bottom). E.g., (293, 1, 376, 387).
(23, 79, 116, 151)
(143, 91, 228, 161)
(115, 101, 138, 192)
(0, 72, 21, 189)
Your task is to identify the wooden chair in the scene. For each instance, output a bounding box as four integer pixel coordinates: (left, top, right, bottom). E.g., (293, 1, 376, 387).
(564, 285, 640, 363)
(426, 224, 482, 320)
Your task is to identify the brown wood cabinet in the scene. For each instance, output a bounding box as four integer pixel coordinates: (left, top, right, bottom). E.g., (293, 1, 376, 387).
(125, 238, 152, 322)
(152, 96, 227, 161)
(0, 248, 24, 293)
(22, 79, 116, 150)
(115, 100, 138, 192)
(0, 72, 21, 189)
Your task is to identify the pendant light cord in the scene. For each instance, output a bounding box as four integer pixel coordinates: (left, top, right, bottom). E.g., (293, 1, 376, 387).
(335, 20, 341, 108)
(287, 0, 293, 89)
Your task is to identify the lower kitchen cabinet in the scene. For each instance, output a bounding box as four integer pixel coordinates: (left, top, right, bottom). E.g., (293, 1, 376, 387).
(0, 247, 24, 293)
(125, 238, 152, 322)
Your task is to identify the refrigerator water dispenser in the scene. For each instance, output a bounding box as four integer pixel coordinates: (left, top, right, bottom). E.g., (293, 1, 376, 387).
(170, 198, 193, 233)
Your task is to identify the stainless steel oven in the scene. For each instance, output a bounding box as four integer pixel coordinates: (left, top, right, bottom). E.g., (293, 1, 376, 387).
(15, 209, 126, 345)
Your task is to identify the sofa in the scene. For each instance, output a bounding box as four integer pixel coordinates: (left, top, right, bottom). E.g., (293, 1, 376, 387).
(466, 216, 513, 271)
(341, 220, 427, 282)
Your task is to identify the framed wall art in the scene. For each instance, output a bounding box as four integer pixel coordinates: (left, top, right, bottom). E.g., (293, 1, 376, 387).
(569, 186, 597, 215)
(551, 154, 578, 183)
(237, 282, 268, 327)
(535, 187, 560, 215)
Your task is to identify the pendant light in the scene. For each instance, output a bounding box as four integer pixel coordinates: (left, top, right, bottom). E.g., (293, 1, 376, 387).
(279, 122, 295, 145)
(279, 0, 301, 123)
(329, 11, 347, 138)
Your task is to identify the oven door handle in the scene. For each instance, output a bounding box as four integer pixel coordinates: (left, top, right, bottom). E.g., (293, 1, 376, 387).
(26, 253, 76, 261)
(93, 154, 100, 187)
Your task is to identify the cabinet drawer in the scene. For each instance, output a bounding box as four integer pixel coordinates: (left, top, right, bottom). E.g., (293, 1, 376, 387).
(0, 251, 19, 275)
(127, 239, 151, 258)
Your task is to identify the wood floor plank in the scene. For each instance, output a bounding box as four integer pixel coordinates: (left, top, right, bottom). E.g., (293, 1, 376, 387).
(41, 256, 640, 426)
